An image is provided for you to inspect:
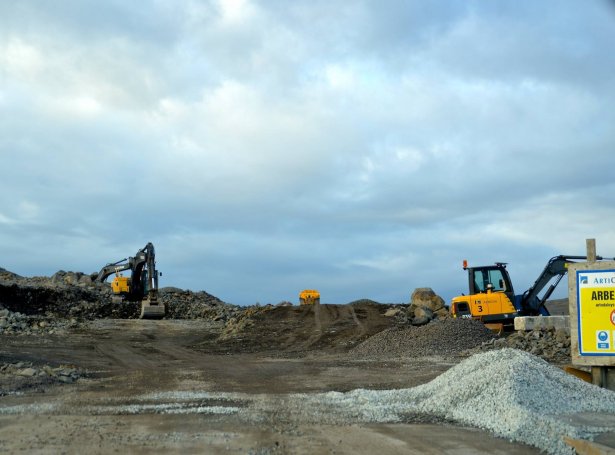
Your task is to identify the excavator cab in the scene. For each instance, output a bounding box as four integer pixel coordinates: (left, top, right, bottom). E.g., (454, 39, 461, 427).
(451, 261, 518, 324)
(111, 274, 130, 294)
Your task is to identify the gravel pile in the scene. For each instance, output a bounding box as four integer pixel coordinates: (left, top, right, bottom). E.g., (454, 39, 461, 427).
(267, 349, 615, 454)
(160, 288, 240, 321)
(468, 328, 571, 363)
(350, 318, 496, 358)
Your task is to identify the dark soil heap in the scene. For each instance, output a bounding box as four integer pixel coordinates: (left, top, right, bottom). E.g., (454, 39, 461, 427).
(200, 301, 400, 355)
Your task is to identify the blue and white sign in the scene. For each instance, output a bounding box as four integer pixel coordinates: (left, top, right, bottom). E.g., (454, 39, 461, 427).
(596, 330, 611, 350)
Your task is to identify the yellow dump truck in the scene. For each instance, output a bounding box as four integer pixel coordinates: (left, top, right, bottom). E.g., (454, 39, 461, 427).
(299, 289, 320, 305)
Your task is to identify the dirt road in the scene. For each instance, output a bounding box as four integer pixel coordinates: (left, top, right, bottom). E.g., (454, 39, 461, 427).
(0, 318, 541, 454)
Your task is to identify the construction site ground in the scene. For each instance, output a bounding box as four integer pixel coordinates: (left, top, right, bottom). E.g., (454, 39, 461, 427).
(0, 305, 548, 454)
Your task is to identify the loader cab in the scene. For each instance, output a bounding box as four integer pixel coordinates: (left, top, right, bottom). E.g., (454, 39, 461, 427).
(451, 261, 518, 323)
(467, 262, 515, 302)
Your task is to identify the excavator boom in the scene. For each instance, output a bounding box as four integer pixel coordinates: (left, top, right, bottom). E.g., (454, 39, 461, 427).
(519, 255, 608, 315)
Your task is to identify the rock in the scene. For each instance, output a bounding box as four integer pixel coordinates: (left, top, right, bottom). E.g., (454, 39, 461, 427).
(407, 288, 447, 324)
(17, 367, 37, 377)
(411, 315, 431, 326)
(414, 306, 433, 320)
(384, 308, 401, 317)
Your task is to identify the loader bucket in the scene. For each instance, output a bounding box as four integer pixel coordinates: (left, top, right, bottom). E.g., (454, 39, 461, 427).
(140, 299, 166, 319)
(484, 323, 504, 335)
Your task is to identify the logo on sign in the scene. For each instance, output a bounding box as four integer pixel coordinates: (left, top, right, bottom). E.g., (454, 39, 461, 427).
(580, 275, 588, 285)
(611, 309, 615, 326)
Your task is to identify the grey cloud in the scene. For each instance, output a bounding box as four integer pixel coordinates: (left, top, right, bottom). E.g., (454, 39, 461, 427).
(1, 1, 614, 304)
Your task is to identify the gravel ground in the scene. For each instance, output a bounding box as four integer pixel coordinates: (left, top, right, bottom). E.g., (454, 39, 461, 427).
(350, 318, 496, 358)
(9, 349, 610, 454)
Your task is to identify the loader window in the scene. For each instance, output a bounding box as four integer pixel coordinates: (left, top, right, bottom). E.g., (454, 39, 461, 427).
(487, 269, 506, 292)
(473, 268, 509, 293)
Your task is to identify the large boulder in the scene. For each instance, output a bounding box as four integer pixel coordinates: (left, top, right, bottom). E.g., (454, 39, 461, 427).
(408, 287, 448, 326)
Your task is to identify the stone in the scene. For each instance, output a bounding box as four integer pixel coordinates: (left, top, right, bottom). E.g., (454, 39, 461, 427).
(384, 308, 401, 317)
(410, 288, 446, 311)
(407, 288, 447, 323)
(414, 306, 434, 320)
(411, 315, 431, 326)
(17, 367, 37, 377)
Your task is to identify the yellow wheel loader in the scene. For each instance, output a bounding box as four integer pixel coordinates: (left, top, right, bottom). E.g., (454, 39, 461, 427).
(93, 242, 165, 319)
(299, 289, 320, 305)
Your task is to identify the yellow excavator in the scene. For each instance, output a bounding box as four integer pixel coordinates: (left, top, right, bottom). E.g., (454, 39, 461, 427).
(450, 255, 610, 326)
(93, 242, 165, 319)
(299, 289, 320, 305)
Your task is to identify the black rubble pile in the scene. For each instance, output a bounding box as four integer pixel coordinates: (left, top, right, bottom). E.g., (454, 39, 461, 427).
(0, 268, 116, 319)
(0, 307, 81, 335)
(468, 328, 571, 364)
(160, 288, 241, 321)
(351, 318, 497, 358)
(0, 267, 235, 321)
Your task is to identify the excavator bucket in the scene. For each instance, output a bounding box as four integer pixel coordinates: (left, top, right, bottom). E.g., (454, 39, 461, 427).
(484, 323, 504, 335)
(140, 299, 166, 319)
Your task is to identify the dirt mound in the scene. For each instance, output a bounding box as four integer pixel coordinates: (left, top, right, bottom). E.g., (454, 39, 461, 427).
(350, 318, 497, 358)
(199, 301, 399, 355)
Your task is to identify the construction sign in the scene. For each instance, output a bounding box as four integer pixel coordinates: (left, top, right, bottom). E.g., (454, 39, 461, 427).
(576, 269, 615, 356)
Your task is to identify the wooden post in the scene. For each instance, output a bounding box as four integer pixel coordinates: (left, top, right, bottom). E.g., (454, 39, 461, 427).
(586, 238, 596, 262)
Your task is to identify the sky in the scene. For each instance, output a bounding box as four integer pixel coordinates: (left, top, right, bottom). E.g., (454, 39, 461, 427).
(1, 1, 615, 306)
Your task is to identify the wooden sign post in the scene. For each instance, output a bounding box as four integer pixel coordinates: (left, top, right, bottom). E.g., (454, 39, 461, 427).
(568, 239, 615, 389)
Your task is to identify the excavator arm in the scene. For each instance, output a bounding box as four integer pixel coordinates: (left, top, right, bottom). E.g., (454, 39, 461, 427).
(93, 259, 131, 283)
(519, 255, 607, 315)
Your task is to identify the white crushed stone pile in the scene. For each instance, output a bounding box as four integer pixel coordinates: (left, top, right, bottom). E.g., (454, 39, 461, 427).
(270, 349, 615, 454)
(350, 318, 496, 358)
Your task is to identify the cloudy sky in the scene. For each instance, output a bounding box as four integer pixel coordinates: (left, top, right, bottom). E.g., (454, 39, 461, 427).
(1, 1, 615, 305)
